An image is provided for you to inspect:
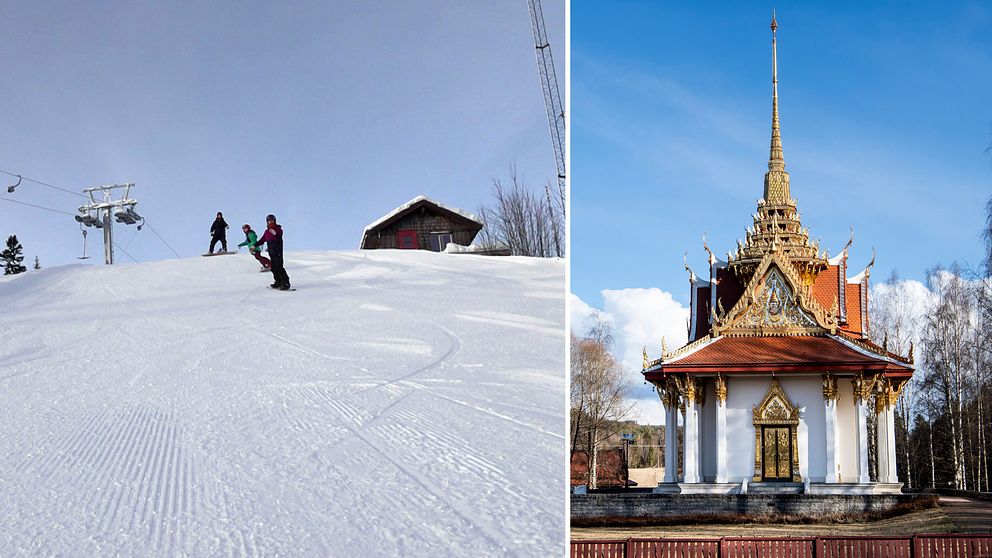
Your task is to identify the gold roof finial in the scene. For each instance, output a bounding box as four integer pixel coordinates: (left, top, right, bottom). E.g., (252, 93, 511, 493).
(763, 10, 790, 203)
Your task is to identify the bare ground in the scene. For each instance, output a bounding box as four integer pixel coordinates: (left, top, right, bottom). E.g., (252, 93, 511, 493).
(571, 496, 992, 540)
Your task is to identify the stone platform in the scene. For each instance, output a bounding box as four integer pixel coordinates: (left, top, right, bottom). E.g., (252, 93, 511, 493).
(571, 491, 931, 523)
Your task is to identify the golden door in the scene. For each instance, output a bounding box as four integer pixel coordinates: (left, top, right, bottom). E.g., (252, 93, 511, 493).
(762, 426, 792, 481)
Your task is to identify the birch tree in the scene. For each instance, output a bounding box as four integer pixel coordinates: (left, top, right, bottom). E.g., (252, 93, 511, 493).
(570, 320, 633, 488)
(921, 266, 975, 489)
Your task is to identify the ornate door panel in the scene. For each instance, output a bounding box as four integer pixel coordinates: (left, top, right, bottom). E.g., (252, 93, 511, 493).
(761, 426, 792, 481)
(752, 379, 801, 482)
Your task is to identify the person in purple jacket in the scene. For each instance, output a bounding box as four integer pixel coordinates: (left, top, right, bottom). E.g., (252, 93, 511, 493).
(253, 214, 291, 290)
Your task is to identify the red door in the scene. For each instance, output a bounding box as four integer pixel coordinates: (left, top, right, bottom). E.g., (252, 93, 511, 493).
(397, 230, 418, 249)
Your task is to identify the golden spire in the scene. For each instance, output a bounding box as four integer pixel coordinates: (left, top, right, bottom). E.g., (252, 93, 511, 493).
(763, 10, 791, 203)
(727, 12, 827, 284)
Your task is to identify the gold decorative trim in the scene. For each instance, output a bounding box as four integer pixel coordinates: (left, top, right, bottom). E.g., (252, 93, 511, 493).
(753, 378, 800, 425)
(875, 378, 907, 413)
(852, 372, 880, 404)
(822, 374, 838, 401)
(715, 374, 728, 405)
(653, 334, 715, 365)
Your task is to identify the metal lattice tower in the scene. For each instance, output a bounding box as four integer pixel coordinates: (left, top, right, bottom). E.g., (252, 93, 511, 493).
(528, 0, 566, 195)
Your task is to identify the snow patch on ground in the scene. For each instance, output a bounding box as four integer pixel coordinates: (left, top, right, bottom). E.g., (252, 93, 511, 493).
(0, 249, 565, 556)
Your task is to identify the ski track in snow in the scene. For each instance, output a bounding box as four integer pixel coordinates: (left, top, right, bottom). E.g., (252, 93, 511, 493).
(0, 250, 565, 556)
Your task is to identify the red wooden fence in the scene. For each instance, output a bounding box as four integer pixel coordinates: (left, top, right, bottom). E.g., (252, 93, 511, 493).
(571, 535, 992, 558)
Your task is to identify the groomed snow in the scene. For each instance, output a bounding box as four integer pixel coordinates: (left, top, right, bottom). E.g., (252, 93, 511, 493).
(0, 250, 565, 556)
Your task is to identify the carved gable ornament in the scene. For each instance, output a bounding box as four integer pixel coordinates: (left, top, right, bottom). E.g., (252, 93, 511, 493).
(743, 268, 816, 329)
(713, 251, 838, 336)
(752, 378, 800, 425)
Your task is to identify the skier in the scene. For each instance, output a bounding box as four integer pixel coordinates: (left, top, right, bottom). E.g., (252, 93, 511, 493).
(209, 211, 229, 254)
(253, 214, 291, 290)
(238, 224, 271, 271)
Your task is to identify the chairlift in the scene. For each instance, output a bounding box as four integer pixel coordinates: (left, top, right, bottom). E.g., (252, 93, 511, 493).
(74, 210, 101, 227)
(78, 225, 91, 260)
(114, 204, 135, 225)
(6, 175, 21, 193)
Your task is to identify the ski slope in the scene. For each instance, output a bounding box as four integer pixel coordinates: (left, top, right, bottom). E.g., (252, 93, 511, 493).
(0, 250, 565, 556)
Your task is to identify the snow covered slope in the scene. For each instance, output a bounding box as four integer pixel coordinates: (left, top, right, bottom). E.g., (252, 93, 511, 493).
(0, 250, 565, 556)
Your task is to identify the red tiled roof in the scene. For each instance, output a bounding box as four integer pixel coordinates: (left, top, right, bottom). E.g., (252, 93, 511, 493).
(842, 282, 863, 335)
(834, 330, 910, 365)
(812, 264, 839, 312)
(646, 335, 912, 377)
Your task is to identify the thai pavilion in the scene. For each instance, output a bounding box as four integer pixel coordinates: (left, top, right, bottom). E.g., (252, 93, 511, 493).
(642, 16, 914, 495)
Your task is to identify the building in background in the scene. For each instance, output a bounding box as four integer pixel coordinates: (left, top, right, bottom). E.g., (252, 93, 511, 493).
(642, 15, 913, 495)
(360, 195, 483, 252)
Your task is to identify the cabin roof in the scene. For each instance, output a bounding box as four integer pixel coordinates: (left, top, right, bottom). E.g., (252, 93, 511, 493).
(363, 195, 482, 236)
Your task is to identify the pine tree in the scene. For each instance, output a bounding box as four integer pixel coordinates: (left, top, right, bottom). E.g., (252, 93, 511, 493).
(33, 256, 41, 271)
(1, 235, 27, 275)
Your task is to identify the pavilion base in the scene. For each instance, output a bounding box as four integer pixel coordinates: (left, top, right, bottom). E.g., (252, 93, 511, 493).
(651, 481, 904, 496)
(809, 482, 904, 495)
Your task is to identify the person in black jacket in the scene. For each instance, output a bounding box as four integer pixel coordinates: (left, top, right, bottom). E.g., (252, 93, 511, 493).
(209, 211, 229, 254)
(254, 214, 291, 289)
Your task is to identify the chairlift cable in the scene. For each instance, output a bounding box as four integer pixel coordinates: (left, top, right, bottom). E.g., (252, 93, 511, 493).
(124, 227, 139, 250)
(0, 168, 88, 198)
(140, 221, 182, 258)
(111, 240, 138, 263)
(0, 195, 76, 216)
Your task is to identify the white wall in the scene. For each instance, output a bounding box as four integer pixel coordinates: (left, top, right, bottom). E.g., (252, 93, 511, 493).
(724, 377, 765, 482)
(778, 377, 826, 482)
(722, 375, 826, 482)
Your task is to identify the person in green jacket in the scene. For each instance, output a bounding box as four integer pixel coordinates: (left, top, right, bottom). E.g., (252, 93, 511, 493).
(238, 224, 271, 270)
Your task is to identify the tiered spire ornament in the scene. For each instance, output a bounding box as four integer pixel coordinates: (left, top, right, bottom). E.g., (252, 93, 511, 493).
(765, 10, 788, 200)
(727, 13, 827, 285)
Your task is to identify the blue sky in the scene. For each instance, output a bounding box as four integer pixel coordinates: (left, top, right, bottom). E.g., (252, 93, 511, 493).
(0, 1, 564, 266)
(571, 1, 992, 311)
(570, 1, 992, 423)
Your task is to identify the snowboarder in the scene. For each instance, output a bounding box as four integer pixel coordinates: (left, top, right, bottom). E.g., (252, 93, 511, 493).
(254, 214, 291, 290)
(209, 212, 229, 254)
(238, 224, 271, 270)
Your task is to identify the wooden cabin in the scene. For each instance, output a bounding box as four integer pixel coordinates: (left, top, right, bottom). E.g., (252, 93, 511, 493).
(360, 196, 483, 252)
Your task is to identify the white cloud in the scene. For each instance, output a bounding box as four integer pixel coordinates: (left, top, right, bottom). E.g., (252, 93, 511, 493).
(571, 288, 691, 426)
(569, 293, 607, 339)
(601, 287, 690, 376)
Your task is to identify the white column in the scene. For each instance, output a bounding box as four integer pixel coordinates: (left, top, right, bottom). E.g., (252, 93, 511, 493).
(663, 393, 678, 484)
(823, 375, 840, 483)
(854, 376, 871, 484)
(798, 407, 808, 481)
(876, 401, 890, 483)
(879, 400, 898, 483)
(715, 375, 728, 483)
(683, 379, 701, 483)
